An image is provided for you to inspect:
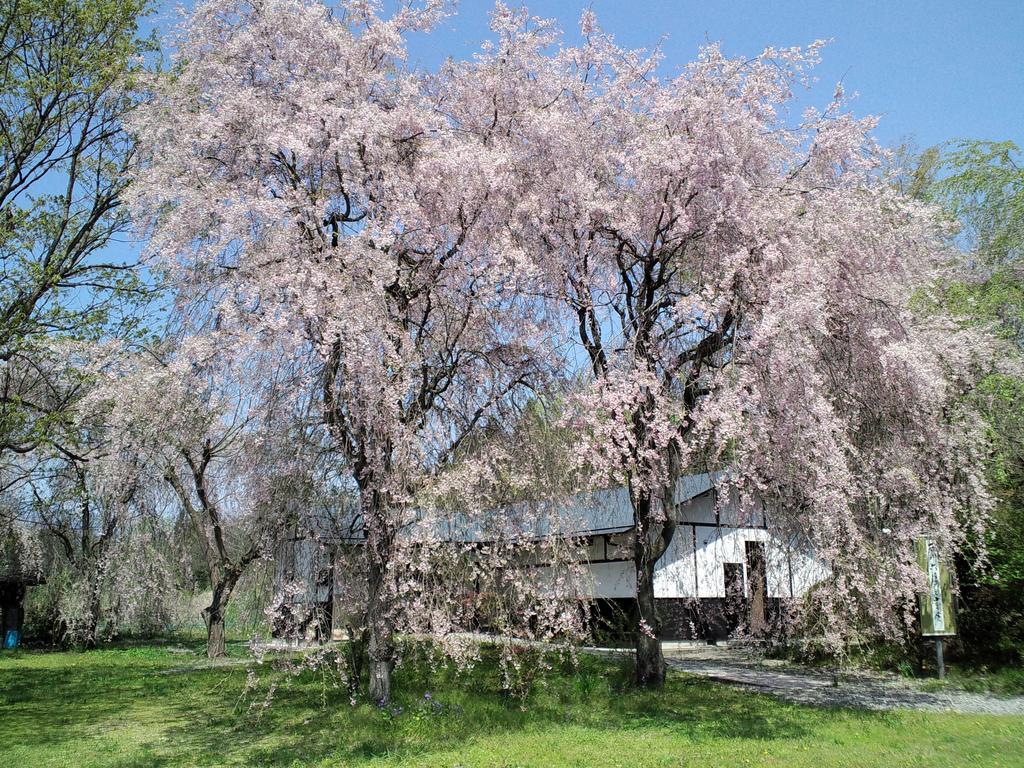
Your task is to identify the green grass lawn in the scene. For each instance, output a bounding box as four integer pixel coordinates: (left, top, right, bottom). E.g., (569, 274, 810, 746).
(0, 641, 1022, 768)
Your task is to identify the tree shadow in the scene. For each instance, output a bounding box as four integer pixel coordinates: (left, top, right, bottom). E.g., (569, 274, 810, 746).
(154, 651, 840, 766)
(0, 645, 888, 767)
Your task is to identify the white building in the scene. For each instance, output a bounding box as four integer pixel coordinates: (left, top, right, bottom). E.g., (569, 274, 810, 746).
(544, 473, 828, 640)
(272, 473, 827, 642)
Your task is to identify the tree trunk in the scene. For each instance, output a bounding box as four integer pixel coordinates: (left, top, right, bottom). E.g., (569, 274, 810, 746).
(80, 491, 100, 648)
(80, 560, 102, 648)
(358, 482, 397, 705)
(203, 577, 235, 659)
(630, 483, 673, 688)
(368, 638, 393, 705)
(86, 586, 102, 647)
(634, 553, 665, 687)
(366, 555, 394, 704)
(204, 607, 226, 658)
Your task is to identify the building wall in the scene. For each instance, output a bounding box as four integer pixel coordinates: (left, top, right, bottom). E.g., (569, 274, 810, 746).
(570, 490, 828, 602)
(274, 532, 331, 605)
(271, 481, 830, 642)
(586, 560, 635, 598)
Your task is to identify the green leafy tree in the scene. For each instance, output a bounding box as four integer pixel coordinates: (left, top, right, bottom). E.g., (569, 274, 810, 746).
(0, 0, 153, 459)
(911, 139, 1024, 663)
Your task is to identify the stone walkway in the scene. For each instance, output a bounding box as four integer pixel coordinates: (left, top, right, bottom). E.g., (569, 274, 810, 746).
(657, 644, 1024, 715)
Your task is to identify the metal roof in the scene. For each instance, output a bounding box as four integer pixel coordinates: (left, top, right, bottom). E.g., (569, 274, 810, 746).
(406, 472, 721, 544)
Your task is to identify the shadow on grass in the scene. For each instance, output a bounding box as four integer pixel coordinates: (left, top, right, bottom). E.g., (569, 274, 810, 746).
(0, 643, 247, 754)
(0, 644, 874, 767)
(159, 651, 834, 766)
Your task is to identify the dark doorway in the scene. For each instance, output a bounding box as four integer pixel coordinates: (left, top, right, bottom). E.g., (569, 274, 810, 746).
(0, 583, 26, 648)
(723, 562, 744, 635)
(745, 541, 768, 634)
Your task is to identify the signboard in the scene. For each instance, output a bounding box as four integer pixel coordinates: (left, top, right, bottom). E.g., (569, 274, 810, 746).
(915, 537, 956, 637)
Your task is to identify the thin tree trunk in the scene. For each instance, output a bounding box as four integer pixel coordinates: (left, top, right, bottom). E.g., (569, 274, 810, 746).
(79, 558, 102, 648)
(80, 486, 101, 648)
(86, 585, 102, 647)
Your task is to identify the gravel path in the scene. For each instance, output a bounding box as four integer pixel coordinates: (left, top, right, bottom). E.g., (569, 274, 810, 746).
(660, 645, 1024, 715)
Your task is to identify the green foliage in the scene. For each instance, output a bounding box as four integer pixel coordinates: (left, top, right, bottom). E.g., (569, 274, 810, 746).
(0, 0, 156, 351)
(906, 138, 1024, 667)
(0, 643, 1022, 767)
(919, 140, 1024, 342)
(929, 140, 1024, 267)
(0, 0, 155, 457)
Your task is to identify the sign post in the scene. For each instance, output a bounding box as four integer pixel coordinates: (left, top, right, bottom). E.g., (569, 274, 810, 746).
(915, 538, 956, 679)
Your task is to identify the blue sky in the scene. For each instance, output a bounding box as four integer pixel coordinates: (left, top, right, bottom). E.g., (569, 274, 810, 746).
(393, 0, 1023, 150)
(147, 0, 1023, 149)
